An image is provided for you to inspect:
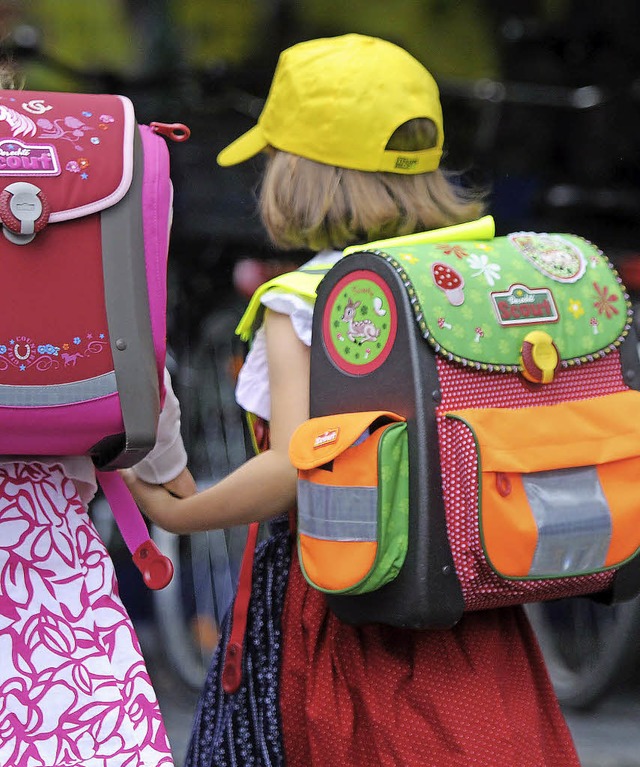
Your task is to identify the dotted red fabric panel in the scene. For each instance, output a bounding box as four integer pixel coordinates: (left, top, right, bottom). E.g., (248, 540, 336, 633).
(280, 550, 581, 767)
(436, 353, 625, 610)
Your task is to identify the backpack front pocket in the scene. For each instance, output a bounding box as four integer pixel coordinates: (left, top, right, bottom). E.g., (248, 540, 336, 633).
(289, 410, 408, 594)
(447, 389, 640, 580)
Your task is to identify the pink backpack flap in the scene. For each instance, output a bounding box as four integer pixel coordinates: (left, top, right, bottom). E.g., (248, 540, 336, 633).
(0, 90, 183, 470)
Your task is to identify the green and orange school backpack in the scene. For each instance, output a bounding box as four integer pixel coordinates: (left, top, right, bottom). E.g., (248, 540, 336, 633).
(222, 215, 640, 690)
(283, 216, 640, 629)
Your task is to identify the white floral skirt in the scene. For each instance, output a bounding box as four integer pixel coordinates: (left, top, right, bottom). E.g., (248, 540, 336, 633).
(0, 461, 174, 767)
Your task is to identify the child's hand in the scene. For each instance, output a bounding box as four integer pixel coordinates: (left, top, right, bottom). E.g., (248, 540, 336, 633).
(119, 468, 195, 532)
(163, 467, 197, 499)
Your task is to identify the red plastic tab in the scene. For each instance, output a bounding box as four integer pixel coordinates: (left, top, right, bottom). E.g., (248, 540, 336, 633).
(150, 122, 191, 142)
(0, 183, 51, 235)
(132, 539, 174, 590)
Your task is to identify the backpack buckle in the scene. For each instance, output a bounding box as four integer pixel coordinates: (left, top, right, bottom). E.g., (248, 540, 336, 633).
(520, 330, 561, 385)
(0, 181, 51, 244)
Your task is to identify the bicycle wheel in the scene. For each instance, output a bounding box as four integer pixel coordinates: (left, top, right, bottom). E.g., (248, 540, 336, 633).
(153, 304, 252, 691)
(176, 304, 250, 482)
(525, 595, 640, 709)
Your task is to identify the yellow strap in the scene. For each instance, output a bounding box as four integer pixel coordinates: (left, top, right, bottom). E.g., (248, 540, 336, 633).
(343, 215, 495, 256)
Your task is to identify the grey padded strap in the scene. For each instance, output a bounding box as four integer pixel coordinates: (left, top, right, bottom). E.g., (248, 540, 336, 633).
(99, 127, 160, 467)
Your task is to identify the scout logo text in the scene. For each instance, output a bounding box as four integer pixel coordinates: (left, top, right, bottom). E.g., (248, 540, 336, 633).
(491, 284, 559, 326)
(395, 156, 418, 170)
(0, 139, 60, 176)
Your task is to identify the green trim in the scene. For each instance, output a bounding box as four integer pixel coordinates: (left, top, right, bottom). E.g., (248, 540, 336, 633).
(353, 421, 409, 593)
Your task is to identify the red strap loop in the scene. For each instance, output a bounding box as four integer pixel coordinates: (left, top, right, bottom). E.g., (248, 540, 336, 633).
(222, 521, 260, 694)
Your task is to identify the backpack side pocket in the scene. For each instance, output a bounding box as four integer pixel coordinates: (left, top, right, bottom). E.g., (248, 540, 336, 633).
(289, 411, 408, 595)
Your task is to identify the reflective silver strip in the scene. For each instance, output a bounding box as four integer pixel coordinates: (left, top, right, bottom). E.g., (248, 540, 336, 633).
(0, 372, 118, 406)
(297, 479, 377, 541)
(523, 466, 612, 576)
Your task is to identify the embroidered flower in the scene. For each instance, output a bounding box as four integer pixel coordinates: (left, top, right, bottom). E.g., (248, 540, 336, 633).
(37, 344, 60, 356)
(436, 244, 469, 259)
(467, 253, 501, 286)
(593, 282, 619, 319)
(567, 298, 584, 318)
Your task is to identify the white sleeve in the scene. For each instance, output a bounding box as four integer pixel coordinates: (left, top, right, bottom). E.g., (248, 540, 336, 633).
(260, 290, 315, 346)
(235, 250, 342, 420)
(133, 368, 189, 484)
(235, 291, 315, 422)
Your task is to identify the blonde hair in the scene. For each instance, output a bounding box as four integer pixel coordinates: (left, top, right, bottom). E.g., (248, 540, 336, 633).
(259, 118, 486, 252)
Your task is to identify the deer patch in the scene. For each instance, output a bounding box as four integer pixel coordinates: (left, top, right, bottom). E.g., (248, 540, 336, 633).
(341, 297, 382, 344)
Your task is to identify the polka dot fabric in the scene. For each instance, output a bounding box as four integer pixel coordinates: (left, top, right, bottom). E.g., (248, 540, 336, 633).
(436, 353, 625, 610)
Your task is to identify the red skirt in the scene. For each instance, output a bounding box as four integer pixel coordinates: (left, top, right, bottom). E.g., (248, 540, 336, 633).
(280, 547, 580, 767)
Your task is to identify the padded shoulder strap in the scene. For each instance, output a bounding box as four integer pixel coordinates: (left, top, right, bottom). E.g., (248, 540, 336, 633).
(97, 127, 160, 468)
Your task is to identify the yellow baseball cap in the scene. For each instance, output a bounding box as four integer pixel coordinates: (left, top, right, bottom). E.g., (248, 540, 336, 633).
(217, 34, 443, 174)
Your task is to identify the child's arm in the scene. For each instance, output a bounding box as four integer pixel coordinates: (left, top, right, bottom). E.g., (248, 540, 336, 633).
(122, 309, 309, 533)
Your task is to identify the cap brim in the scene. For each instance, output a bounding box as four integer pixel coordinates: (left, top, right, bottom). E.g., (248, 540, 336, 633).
(216, 124, 268, 166)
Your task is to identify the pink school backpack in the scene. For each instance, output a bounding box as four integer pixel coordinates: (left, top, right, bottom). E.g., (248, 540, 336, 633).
(0, 89, 188, 588)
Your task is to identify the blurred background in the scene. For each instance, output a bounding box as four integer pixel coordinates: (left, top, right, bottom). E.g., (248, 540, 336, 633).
(2, 2, 640, 766)
(5, 0, 640, 276)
